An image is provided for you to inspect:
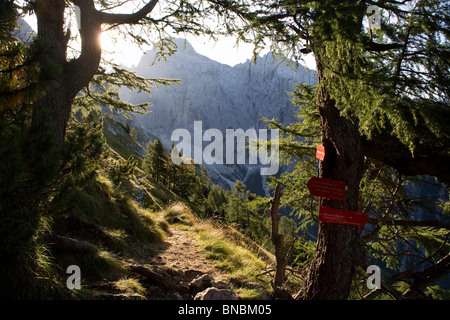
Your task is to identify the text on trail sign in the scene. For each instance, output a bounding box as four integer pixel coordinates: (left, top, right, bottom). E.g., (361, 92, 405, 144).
(319, 206, 370, 227)
(307, 176, 346, 202)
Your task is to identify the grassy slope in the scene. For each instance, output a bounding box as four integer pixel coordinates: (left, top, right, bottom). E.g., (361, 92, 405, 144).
(48, 116, 273, 300)
(102, 116, 144, 162)
(162, 202, 275, 299)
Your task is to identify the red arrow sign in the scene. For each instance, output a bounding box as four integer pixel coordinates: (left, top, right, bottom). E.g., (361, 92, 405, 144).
(316, 145, 325, 161)
(319, 206, 370, 227)
(307, 177, 346, 202)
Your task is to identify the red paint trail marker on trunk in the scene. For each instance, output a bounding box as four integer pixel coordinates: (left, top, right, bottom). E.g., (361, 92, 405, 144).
(319, 206, 370, 227)
(316, 145, 325, 161)
(307, 176, 346, 202)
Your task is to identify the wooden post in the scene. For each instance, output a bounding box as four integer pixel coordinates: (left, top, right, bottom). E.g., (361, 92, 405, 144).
(270, 184, 287, 290)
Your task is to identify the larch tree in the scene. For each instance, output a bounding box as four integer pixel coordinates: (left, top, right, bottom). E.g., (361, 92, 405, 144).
(1, 0, 247, 298)
(7, 0, 450, 300)
(221, 0, 450, 299)
(22, 0, 245, 146)
(1, 1, 106, 297)
(31, 0, 153, 145)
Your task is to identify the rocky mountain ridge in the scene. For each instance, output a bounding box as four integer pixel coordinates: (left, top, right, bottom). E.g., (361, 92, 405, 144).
(121, 39, 316, 193)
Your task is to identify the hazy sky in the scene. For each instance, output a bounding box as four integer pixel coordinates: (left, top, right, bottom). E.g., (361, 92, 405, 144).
(100, 31, 265, 68)
(99, 30, 316, 69)
(23, 7, 316, 70)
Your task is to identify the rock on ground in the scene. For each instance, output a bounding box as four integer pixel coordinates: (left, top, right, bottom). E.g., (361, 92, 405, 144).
(194, 287, 239, 300)
(189, 273, 213, 292)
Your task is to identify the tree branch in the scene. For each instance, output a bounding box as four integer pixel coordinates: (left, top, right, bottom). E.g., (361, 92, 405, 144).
(364, 41, 404, 52)
(402, 253, 450, 299)
(98, 0, 159, 25)
(362, 132, 450, 186)
(384, 219, 450, 231)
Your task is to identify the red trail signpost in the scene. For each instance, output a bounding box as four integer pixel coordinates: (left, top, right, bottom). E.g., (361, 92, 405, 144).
(308, 151, 369, 227)
(306, 176, 346, 202)
(319, 206, 370, 227)
(316, 145, 325, 161)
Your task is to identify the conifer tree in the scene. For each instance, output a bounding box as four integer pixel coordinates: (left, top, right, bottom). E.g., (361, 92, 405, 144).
(1, 5, 105, 296)
(268, 84, 450, 300)
(205, 191, 218, 215)
(205, 184, 228, 219)
(13, 0, 248, 147)
(143, 139, 168, 183)
(220, 0, 450, 299)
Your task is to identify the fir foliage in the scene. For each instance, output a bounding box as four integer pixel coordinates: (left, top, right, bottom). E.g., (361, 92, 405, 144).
(264, 80, 450, 299)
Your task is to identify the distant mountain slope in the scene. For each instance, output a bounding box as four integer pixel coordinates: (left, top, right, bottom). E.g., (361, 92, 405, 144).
(121, 39, 316, 193)
(11, 18, 35, 43)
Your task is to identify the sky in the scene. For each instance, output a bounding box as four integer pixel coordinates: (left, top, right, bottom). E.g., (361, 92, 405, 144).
(22, 5, 316, 70)
(99, 30, 316, 69)
(100, 31, 264, 68)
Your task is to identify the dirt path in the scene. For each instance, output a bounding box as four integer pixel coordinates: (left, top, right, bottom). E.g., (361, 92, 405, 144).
(136, 226, 229, 299)
(149, 226, 226, 280)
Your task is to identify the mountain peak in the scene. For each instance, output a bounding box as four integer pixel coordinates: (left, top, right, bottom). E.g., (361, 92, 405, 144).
(174, 38, 196, 54)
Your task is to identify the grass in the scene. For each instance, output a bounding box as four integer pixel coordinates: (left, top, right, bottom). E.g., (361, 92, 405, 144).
(0, 239, 67, 299)
(193, 221, 272, 299)
(114, 277, 147, 296)
(48, 173, 169, 298)
(160, 202, 272, 299)
(53, 249, 125, 283)
(0, 212, 74, 299)
(163, 202, 196, 226)
(63, 175, 165, 248)
(194, 221, 266, 280)
(102, 116, 144, 165)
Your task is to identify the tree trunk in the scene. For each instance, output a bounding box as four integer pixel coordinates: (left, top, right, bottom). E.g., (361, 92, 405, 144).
(31, 0, 159, 146)
(33, 0, 69, 145)
(303, 58, 365, 300)
(270, 184, 286, 288)
(33, 0, 102, 146)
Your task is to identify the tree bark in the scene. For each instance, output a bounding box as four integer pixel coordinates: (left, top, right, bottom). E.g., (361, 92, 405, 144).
(270, 184, 286, 289)
(33, 0, 102, 145)
(47, 233, 97, 252)
(32, 0, 159, 146)
(303, 57, 365, 300)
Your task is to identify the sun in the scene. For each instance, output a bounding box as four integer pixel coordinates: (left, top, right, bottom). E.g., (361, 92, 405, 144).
(100, 30, 144, 68)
